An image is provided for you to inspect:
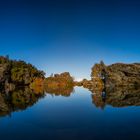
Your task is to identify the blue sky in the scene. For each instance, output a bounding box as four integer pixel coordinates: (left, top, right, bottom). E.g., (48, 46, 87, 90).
(0, 0, 140, 79)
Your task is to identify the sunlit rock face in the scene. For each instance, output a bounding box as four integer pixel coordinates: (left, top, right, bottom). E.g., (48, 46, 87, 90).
(90, 61, 140, 91)
(91, 61, 106, 91)
(105, 63, 140, 88)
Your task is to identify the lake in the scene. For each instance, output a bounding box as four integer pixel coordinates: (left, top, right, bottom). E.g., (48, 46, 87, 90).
(0, 86, 140, 140)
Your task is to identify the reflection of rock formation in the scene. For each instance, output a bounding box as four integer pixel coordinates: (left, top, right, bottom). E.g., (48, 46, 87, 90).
(90, 87, 106, 109)
(0, 85, 75, 117)
(91, 87, 140, 108)
(91, 93, 106, 109)
(0, 94, 9, 116)
(89, 61, 140, 108)
(0, 87, 45, 117)
(106, 87, 140, 107)
(45, 86, 74, 97)
(0, 82, 75, 117)
(44, 72, 74, 96)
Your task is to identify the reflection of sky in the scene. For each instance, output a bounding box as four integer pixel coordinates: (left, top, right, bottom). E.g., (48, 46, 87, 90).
(1, 87, 140, 140)
(0, 0, 140, 79)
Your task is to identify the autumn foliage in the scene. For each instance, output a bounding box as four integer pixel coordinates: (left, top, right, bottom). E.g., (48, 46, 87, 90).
(44, 72, 74, 96)
(30, 78, 45, 94)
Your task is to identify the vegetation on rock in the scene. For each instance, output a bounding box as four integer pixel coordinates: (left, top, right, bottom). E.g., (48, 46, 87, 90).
(90, 61, 140, 93)
(44, 72, 74, 96)
(1, 55, 140, 100)
(0, 56, 45, 91)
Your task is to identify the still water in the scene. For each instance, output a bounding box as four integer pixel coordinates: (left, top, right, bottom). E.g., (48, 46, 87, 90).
(0, 87, 140, 140)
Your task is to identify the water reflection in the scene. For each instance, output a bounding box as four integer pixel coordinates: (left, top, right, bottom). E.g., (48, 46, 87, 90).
(91, 87, 140, 108)
(0, 86, 75, 117)
(1, 85, 140, 117)
(45, 86, 74, 97)
(0, 87, 45, 117)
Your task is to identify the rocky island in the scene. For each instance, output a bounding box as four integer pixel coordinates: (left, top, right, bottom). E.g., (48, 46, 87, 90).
(0, 56, 140, 93)
(77, 61, 140, 92)
(0, 56, 140, 115)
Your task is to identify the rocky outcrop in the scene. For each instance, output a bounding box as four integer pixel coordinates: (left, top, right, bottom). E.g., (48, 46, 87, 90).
(91, 61, 140, 90)
(90, 61, 106, 91)
(0, 56, 45, 92)
(106, 63, 140, 88)
(45, 72, 74, 89)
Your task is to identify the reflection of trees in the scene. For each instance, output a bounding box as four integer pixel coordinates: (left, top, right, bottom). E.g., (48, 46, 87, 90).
(0, 87, 45, 117)
(0, 85, 75, 117)
(90, 86, 140, 108)
(45, 86, 74, 97)
(11, 88, 44, 110)
(44, 72, 74, 97)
